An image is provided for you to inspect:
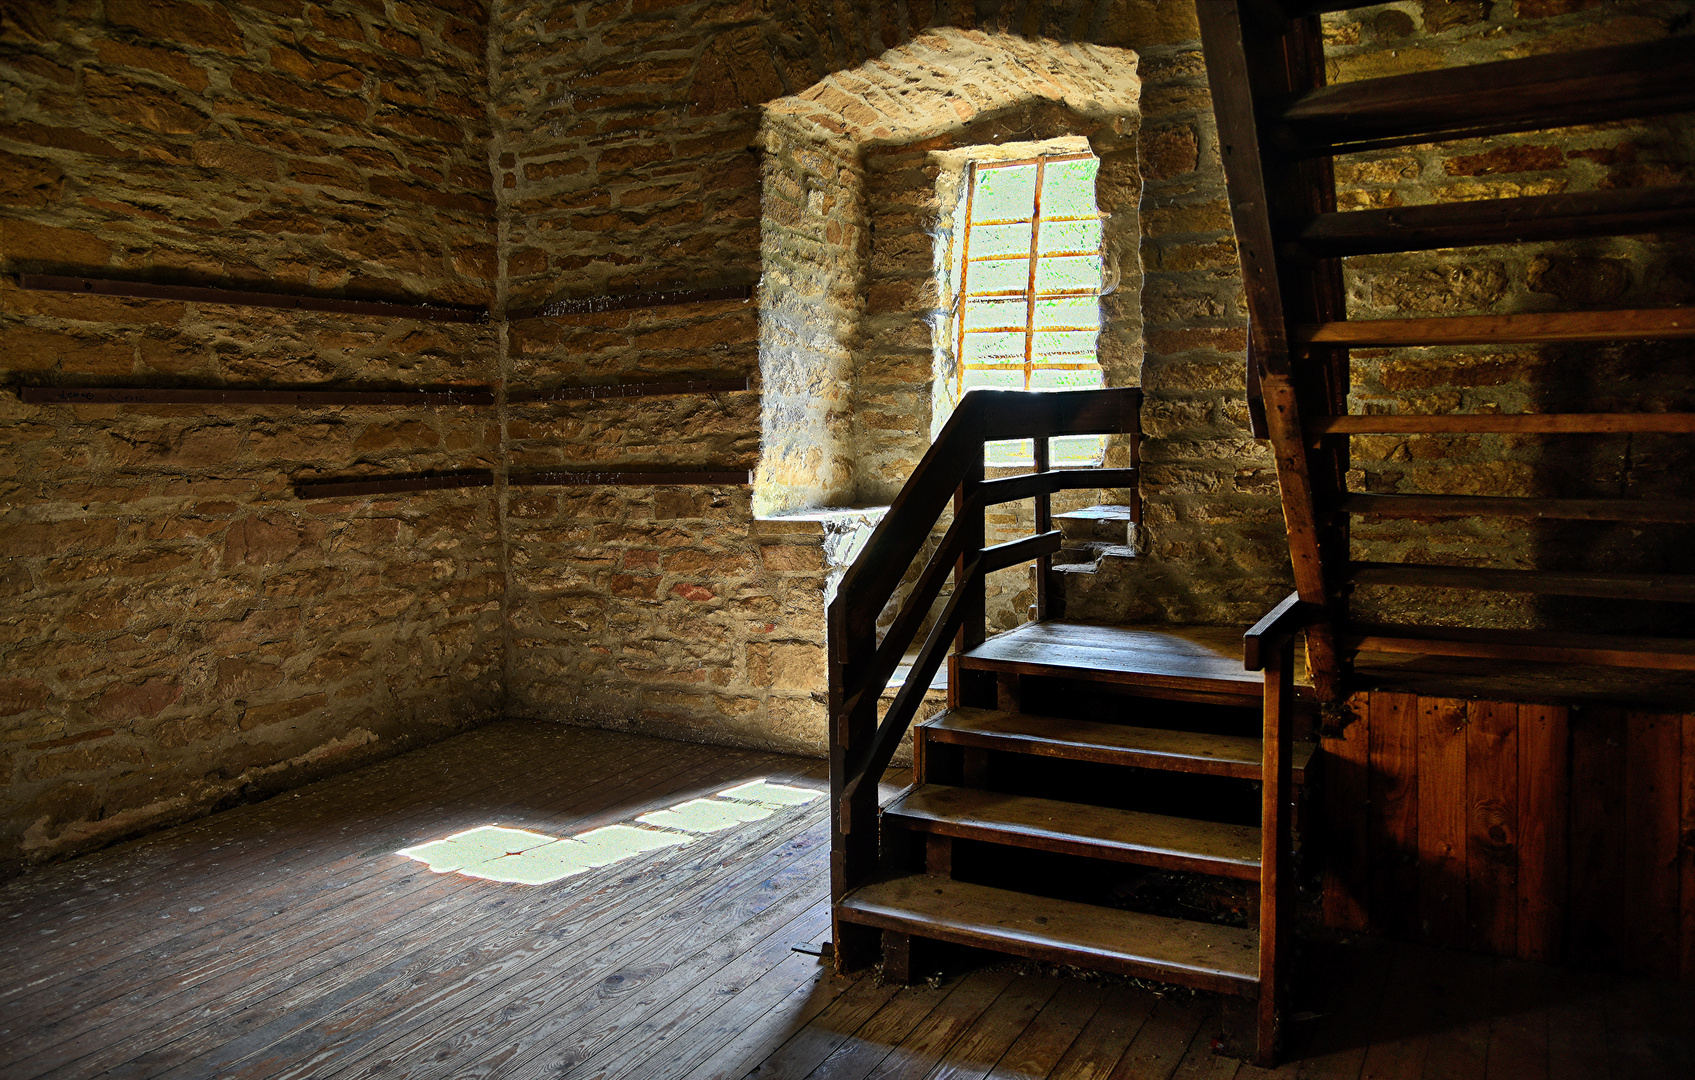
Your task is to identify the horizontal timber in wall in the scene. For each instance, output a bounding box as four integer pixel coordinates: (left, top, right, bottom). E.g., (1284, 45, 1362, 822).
(507, 284, 754, 319)
(511, 469, 753, 487)
(508, 378, 751, 404)
(294, 471, 497, 499)
(16, 274, 489, 323)
(18, 386, 495, 407)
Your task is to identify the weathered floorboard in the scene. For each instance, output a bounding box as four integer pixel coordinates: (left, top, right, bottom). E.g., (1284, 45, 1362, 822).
(0, 721, 1689, 1080)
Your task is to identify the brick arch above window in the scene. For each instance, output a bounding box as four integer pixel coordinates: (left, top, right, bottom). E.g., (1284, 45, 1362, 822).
(755, 29, 1143, 517)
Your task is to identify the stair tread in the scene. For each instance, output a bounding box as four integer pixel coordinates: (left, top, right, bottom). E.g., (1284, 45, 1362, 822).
(1292, 185, 1695, 257)
(1348, 562, 1695, 603)
(1278, 36, 1695, 153)
(837, 873, 1259, 995)
(924, 707, 1314, 783)
(959, 620, 1276, 697)
(1314, 412, 1695, 436)
(1296, 308, 1695, 347)
(1343, 493, 1695, 524)
(1349, 624, 1695, 672)
(887, 784, 1261, 878)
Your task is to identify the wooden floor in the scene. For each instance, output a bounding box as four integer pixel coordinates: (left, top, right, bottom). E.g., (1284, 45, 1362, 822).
(2, 721, 1690, 1080)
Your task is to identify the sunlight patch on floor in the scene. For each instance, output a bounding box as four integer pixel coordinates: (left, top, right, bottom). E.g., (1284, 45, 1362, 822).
(396, 778, 823, 886)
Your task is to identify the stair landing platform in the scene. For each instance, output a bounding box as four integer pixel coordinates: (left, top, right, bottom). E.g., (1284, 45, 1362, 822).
(960, 620, 1311, 701)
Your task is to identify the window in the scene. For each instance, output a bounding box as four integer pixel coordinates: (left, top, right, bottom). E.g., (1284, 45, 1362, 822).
(953, 152, 1106, 466)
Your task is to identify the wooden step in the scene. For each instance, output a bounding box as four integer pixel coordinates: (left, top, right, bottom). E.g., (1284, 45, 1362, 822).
(958, 620, 1266, 700)
(1295, 308, 1695, 348)
(1312, 413, 1695, 437)
(1342, 493, 1695, 523)
(836, 873, 1259, 996)
(1294, 186, 1695, 258)
(1278, 37, 1695, 154)
(921, 708, 1315, 784)
(1348, 624, 1695, 672)
(1349, 562, 1695, 603)
(1297, 185, 1695, 258)
(885, 784, 1262, 880)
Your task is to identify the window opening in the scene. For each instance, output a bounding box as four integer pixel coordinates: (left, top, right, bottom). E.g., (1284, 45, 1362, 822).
(954, 152, 1106, 467)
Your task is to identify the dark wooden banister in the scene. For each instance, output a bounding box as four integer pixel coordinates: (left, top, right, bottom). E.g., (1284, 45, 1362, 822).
(1242, 589, 1324, 1062)
(827, 387, 1142, 958)
(1243, 590, 1323, 673)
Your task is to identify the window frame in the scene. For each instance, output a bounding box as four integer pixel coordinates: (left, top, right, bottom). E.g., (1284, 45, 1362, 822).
(953, 151, 1107, 397)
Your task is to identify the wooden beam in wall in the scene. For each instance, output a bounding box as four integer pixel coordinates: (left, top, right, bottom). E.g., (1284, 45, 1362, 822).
(17, 274, 488, 323)
(507, 378, 751, 404)
(19, 386, 495, 407)
(294, 471, 496, 499)
(507, 284, 754, 320)
(510, 469, 753, 487)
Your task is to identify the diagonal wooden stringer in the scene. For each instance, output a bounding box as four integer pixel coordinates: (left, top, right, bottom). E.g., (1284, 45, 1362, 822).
(1197, 1, 1345, 699)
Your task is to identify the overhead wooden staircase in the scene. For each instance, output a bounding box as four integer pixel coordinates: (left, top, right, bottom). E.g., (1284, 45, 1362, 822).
(1197, 2, 1695, 694)
(826, 388, 1319, 1065)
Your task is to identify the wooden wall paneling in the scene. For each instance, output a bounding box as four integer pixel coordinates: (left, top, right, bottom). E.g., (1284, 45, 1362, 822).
(1369, 692, 1419, 938)
(1683, 712, 1695, 982)
(1623, 711, 1682, 978)
(1417, 697, 1469, 950)
(1515, 703, 1569, 962)
(1568, 707, 1627, 969)
(1323, 692, 1372, 932)
(1466, 701, 1520, 956)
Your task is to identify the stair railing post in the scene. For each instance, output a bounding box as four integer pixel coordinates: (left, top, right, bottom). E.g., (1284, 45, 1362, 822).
(1257, 630, 1295, 1066)
(1243, 590, 1319, 1067)
(952, 429, 992, 708)
(1032, 430, 1050, 621)
(827, 597, 880, 971)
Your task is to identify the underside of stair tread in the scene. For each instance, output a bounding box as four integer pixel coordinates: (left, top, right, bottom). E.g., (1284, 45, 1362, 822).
(960, 622, 1289, 699)
(836, 873, 1259, 995)
(886, 784, 1262, 879)
(924, 707, 1314, 783)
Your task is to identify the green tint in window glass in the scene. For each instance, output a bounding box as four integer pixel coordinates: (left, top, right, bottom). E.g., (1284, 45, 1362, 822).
(971, 164, 1038, 221)
(955, 152, 1109, 465)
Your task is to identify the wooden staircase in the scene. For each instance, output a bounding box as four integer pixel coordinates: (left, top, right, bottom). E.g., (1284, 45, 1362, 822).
(1197, 3, 1695, 693)
(826, 388, 1320, 1065)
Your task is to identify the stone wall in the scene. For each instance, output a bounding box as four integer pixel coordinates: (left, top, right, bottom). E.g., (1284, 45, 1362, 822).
(757, 118, 862, 514)
(8, 0, 1691, 876)
(0, 0, 499, 876)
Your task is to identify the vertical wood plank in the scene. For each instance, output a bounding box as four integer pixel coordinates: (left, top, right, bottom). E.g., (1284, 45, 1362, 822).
(1623, 710, 1681, 978)
(1416, 697, 1468, 951)
(1516, 703, 1568, 962)
(1466, 701, 1518, 957)
(1682, 712, 1695, 982)
(1322, 692, 1371, 932)
(1568, 705, 1626, 970)
(1369, 692, 1418, 940)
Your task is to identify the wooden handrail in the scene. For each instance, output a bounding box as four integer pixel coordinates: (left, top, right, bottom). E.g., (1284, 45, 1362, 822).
(834, 388, 1142, 651)
(827, 387, 1142, 926)
(1243, 591, 1325, 671)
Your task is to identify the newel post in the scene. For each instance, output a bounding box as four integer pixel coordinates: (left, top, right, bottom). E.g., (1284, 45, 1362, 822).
(827, 597, 880, 971)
